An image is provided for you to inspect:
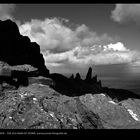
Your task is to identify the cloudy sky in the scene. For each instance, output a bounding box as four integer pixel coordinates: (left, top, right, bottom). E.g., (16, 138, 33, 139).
(1, 4, 140, 75)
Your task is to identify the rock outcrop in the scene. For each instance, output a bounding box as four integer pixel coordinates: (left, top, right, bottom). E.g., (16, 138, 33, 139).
(0, 61, 39, 89)
(80, 93, 140, 128)
(0, 19, 49, 77)
(49, 68, 102, 97)
(0, 82, 140, 129)
(85, 67, 92, 83)
(49, 68, 140, 102)
(75, 73, 82, 82)
(69, 74, 74, 80)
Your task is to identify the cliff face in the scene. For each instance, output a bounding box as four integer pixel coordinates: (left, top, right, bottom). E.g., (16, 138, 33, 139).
(0, 19, 49, 77)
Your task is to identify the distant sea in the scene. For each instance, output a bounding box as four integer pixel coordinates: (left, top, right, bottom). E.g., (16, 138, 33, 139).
(90, 64, 140, 95)
(64, 63, 140, 95)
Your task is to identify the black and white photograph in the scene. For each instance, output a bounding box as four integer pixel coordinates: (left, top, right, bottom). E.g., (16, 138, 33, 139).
(0, 3, 140, 136)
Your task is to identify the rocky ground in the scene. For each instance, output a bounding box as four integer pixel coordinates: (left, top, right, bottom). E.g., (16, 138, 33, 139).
(0, 78, 140, 129)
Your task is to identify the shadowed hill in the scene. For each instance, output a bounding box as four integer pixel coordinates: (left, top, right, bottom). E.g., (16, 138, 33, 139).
(48, 68, 140, 102)
(49, 69, 103, 97)
(101, 87, 140, 101)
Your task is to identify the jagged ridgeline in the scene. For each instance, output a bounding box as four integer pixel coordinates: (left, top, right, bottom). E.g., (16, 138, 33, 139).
(0, 19, 49, 77)
(49, 67, 102, 96)
(71, 67, 102, 87)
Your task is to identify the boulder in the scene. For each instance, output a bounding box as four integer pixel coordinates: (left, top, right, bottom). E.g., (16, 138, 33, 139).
(0, 62, 40, 88)
(80, 93, 140, 128)
(0, 62, 39, 77)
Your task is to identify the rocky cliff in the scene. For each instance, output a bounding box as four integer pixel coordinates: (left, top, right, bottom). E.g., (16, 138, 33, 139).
(0, 19, 49, 77)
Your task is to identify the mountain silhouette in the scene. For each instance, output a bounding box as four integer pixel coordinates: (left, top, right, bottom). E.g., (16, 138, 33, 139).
(0, 19, 49, 77)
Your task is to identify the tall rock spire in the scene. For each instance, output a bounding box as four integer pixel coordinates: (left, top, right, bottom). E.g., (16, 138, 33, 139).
(69, 74, 74, 80)
(85, 67, 92, 83)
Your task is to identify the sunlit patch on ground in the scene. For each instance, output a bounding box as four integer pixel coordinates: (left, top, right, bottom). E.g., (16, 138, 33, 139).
(127, 109, 140, 122)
